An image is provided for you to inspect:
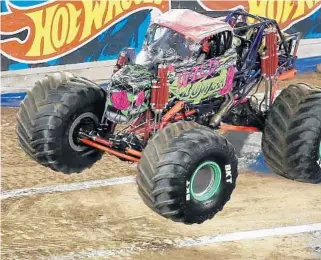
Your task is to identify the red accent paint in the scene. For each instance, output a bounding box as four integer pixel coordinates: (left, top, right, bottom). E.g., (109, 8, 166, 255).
(174, 109, 197, 120)
(93, 136, 113, 147)
(263, 30, 278, 78)
(156, 65, 169, 110)
(261, 55, 268, 77)
(162, 101, 185, 123)
(220, 123, 261, 133)
(117, 52, 127, 67)
(150, 80, 159, 108)
(143, 110, 152, 144)
(93, 136, 141, 157)
(277, 69, 297, 81)
(202, 40, 210, 53)
(125, 148, 142, 158)
(160, 103, 197, 129)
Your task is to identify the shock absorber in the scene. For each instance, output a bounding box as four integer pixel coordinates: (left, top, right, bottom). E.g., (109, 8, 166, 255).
(155, 64, 169, 112)
(261, 26, 279, 108)
(113, 51, 127, 73)
(260, 51, 268, 78)
(272, 29, 279, 77)
(150, 79, 159, 110)
(261, 27, 279, 78)
(150, 64, 169, 130)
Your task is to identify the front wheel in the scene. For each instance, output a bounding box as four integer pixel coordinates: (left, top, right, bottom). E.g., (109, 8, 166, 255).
(137, 122, 238, 224)
(16, 72, 106, 174)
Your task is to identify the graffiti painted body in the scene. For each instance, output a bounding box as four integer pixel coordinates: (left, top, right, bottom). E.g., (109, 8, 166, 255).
(169, 53, 236, 104)
(105, 9, 237, 123)
(177, 59, 220, 88)
(172, 69, 228, 103)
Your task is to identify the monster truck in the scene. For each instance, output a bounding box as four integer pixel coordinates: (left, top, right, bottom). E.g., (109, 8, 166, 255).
(17, 9, 321, 224)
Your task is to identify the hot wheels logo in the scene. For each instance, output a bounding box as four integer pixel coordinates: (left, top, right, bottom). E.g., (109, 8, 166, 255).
(0, 0, 169, 63)
(198, 0, 321, 29)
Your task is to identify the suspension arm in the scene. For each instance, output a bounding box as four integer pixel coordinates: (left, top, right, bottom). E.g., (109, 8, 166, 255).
(80, 137, 141, 163)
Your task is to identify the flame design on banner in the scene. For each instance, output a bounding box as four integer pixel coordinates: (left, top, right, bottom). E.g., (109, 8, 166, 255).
(0, 0, 169, 63)
(198, 0, 321, 29)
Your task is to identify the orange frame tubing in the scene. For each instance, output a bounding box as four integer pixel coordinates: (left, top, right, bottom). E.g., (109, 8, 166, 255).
(90, 136, 141, 157)
(80, 138, 140, 163)
(160, 101, 198, 129)
(125, 148, 142, 158)
(162, 101, 185, 122)
(277, 69, 297, 81)
(93, 136, 113, 147)
(174, 109, 197, 120)
(219, 123, 261, 133)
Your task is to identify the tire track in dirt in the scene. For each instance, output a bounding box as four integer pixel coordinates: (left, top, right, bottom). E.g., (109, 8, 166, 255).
(47, 224, 321, 260)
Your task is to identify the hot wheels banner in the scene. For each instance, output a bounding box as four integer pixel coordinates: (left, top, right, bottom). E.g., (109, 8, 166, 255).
(197, 0, 321, 30)
(0, 0, 168, 63)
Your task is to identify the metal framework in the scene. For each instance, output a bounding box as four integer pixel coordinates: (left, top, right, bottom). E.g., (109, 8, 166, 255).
(78, 9, 301, 163)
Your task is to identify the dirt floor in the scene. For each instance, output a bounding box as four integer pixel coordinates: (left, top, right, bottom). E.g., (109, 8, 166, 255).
(136, 235, 319, 260)
(270, 71, 321, 89)
(251, 71, 321, 94)
(1, 72, 321, 259)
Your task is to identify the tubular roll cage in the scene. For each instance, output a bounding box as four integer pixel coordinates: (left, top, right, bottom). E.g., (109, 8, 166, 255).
(224, 9, 301, 116)
(79, 10, 302, 163)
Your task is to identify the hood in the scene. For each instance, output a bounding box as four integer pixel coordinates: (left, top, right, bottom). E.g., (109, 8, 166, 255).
(110, 64, 154, 93)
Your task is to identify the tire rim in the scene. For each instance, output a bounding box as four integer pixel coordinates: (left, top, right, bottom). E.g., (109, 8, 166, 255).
(68, 112, 99, 152)
(190, 161, 221, 202)
(318, 142, 321, 167)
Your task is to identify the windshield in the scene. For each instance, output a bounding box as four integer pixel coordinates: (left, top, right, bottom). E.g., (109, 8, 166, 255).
(136, 24, 201, 68)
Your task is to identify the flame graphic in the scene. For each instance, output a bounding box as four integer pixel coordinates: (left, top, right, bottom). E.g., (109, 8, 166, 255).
(0, 0, 169, 63)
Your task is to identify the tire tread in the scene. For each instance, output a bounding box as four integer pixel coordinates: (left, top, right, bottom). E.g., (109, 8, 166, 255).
(262, 84, 321, 183)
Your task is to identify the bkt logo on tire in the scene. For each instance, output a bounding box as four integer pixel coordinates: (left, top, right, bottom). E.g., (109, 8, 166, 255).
(225, 164, 233, 183)
(186, 180, 191, 201)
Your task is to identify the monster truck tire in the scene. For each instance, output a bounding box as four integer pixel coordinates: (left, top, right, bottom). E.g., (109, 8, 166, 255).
(137, 122, 238, 224)
(16, 72, 106, 174)
(262, 83, 321, 183)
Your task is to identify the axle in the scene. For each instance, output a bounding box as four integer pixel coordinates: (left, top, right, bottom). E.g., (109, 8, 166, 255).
(79, 134, 142, 163)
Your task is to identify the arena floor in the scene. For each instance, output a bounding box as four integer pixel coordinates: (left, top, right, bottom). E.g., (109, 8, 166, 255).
(1, 73, 321, 259)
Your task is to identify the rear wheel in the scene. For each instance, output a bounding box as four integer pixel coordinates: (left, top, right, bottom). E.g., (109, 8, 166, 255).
(262, 83, 321, 183)
(137, 122, 238, 224)
(16, 72, 106, 174)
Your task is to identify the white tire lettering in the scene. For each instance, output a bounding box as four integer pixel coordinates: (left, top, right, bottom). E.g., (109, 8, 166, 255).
(225, 164, 233, 183)
(186, 180, 191, 201)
